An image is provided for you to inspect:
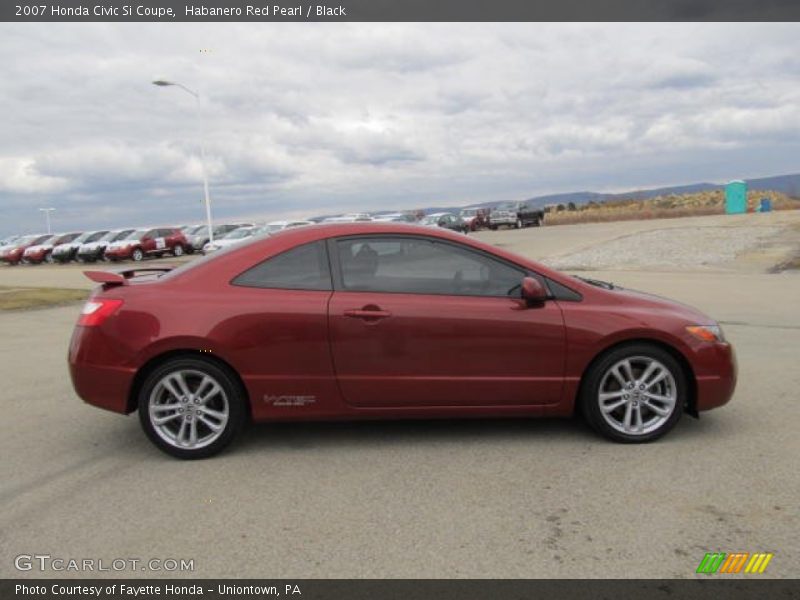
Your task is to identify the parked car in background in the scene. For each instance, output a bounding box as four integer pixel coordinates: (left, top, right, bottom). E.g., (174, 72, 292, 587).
(0, 235, 21, 249)
(490, 201, 545, 229)
(70, 222, 736, 458)
(0, 234, 52, 265)
(77, 229, 135, 263)
(23, 232, 83, 264)
(186, 223, 253, 253)
(52, 230, 109, 263)
(460, 207, 491, 231)
(371, 213, 416, 223)
(263, 220, 315, 234)
(105, 227, 188, 262)
(323, 213, 373, 223)
(421, 212, 469, 233)
(202, 226, 263, 254)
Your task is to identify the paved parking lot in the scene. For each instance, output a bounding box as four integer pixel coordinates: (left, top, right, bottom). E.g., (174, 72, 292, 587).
(1, 212, 798, 578)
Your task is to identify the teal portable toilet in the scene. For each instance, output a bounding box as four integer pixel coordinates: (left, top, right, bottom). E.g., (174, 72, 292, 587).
(725, 180, 747, 214)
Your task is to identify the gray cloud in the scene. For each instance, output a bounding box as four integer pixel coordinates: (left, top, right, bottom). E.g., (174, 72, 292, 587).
(1, 23, 800, 235)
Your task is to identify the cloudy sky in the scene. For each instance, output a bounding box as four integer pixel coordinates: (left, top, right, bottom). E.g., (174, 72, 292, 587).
(1, 22, 799, 235)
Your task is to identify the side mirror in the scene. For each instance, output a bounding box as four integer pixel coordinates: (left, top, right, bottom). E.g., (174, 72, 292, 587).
(521, 277, 548, 303)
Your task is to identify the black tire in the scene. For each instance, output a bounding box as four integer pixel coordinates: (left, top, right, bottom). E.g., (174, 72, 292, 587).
(131, 247, 144, 262)
(138, 357, 247, 459)
(515, 218, 522, 229)
(580, 343, 685, 443)
(172, 244, 185, 257)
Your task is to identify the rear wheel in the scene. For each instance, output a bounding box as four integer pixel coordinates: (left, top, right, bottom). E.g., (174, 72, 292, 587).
(138, 358, 246, 459)
(581, 344, 685, 443)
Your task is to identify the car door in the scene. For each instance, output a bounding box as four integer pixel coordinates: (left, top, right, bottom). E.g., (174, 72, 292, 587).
(328, 235, 566, 408)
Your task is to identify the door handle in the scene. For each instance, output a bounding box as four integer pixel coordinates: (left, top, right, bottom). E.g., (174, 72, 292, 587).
(344, 308, 392, 321)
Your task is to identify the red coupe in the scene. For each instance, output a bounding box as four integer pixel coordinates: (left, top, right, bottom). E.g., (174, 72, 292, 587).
(69, 223, 736, 458)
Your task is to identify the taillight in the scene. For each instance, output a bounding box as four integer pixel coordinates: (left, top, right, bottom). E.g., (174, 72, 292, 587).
(77, 298, 123, 326)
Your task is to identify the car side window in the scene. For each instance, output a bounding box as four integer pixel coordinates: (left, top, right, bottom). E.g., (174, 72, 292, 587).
(335, 237, 524, 297)
(232, 241, 332, 291)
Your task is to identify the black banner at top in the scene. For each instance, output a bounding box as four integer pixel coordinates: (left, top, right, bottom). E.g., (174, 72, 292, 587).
(4, 0, 800, 22)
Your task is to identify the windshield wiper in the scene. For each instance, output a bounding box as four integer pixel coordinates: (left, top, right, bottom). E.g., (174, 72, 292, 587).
(575, 276, 616, 290)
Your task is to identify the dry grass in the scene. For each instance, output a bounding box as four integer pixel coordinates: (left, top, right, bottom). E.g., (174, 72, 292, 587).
(544, 190, 800, 226)
(0, 286, 87, 311)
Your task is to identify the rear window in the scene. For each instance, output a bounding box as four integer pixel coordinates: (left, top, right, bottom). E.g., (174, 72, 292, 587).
(232, 241, 332, 291)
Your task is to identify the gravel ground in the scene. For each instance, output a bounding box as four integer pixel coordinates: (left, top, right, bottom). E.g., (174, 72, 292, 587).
(543, 225, 783, 271)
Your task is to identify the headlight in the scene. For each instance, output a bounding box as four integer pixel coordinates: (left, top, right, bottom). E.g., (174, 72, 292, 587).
(686, 325, 725, 343)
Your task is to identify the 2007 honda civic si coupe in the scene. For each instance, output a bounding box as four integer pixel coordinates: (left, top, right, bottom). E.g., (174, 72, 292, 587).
(69, 223, 736, 459)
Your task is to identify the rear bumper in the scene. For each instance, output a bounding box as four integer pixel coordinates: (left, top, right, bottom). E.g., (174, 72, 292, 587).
(68, 325, 136, 414)
(694, 342, 738, 412)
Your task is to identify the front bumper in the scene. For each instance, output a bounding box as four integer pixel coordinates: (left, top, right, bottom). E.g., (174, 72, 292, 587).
(1, 249, 24, 264)
(23, 249, 48, 263)
(694, 342, 738, 412)
(105, 247, 133, 260)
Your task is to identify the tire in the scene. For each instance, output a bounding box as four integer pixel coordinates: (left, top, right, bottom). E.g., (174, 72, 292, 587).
(580, 343, 685, 443)
(172, 244, 185, 257)
(490, 225, 498, 231)
(131, 247, 144, 262)
(138, 357, 247, 459)
(44, 251, 54, 264)
(515, 218, 522, 229)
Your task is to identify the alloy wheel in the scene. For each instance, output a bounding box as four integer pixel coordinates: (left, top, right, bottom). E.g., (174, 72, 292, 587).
(597, 356, 677, 435)
(148, 369, 230, 450)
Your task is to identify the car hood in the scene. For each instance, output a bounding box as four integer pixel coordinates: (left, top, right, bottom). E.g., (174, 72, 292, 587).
(592, 282, 714, 324)
(25, 244, 52, 253)
(107, 241, 134, 249)
(54, 242, 79, 251)
(80, 241, 104, 250)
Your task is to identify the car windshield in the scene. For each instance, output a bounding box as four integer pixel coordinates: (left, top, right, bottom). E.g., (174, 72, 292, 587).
(266, 223, 286, 233)
(187, 225, 206, 235)
(32, 234, 55, 245)
(495, 203, 516, 211)
(102, 230, 126, 242)
(71, 232, 95, 244)
(84, 231, 108, 243)
(123, 230, 147, 241)
(461, 209, 477, 216)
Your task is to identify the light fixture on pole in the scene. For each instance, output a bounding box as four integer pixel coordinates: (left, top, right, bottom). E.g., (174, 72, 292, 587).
(38, 208, 56, 234)
(152, 79, 214, 244)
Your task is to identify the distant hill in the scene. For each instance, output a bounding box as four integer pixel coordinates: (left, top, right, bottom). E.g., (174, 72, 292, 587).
(477, 173, 800, 210)
(311, 172, 800, 219)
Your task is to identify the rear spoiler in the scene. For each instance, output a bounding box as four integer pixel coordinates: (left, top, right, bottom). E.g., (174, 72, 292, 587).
(83, 266, 175, 288)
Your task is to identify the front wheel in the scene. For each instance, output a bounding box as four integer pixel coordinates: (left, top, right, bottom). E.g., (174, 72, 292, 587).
(138, 358, 246, 459)
(131, 247, 144, 262)
(580, 344, 685, 443)
(172, 244, 185, 257)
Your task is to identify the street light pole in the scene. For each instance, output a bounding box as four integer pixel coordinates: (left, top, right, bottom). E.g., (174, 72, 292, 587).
(152, 80, 214, 244)
(38, 208, 56, 234)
